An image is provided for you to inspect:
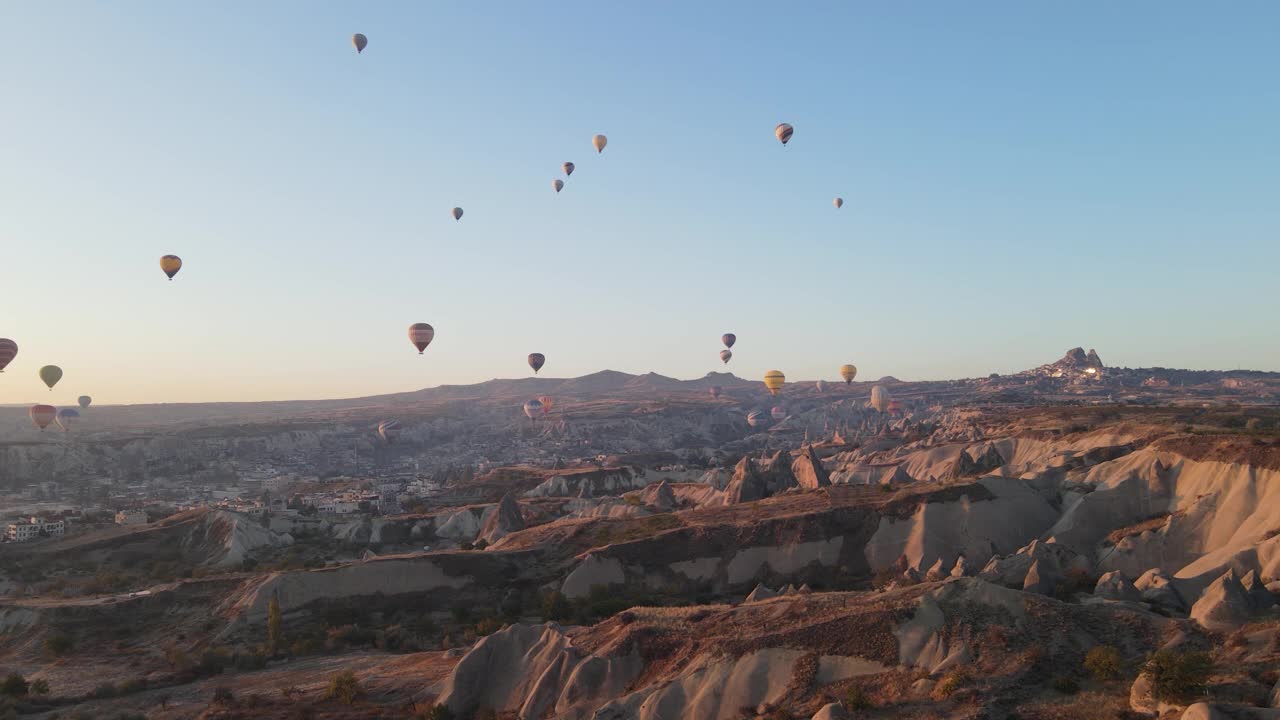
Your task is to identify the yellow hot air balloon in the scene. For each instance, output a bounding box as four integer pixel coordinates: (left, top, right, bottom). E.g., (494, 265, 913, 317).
(592, 134, 607, 153)
(763, 370, 785, 396)
(39, 365, 62, 390)
(840, 364, 857, 384)
(160, 255, 182, 280)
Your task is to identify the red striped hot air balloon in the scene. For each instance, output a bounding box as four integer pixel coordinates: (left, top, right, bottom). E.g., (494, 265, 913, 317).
(0, 339, 16, 372)
(771, 406, 787, 421)
(775, 123, 793, 146)
(408, 323, 435, 354)
(537, 395, 554, 414)
(29, 404, 56, 431)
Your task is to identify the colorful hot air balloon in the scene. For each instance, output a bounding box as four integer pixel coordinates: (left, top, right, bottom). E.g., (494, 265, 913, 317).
(816, 380, 828, 393)
(888, 399, 903, 415)
(552, 179, 564, 193)
(763, 370, 785, 396)
(523, 399, 543, 420)
(78, 396, 92, 409)
(0, 339, 16, 372)
(160, 255, 182, 280)
(771, 406, 787, 421)
(592, 134, 607, 153)
(39, 365, 62, 391)
(870, 385, 892, 413)
(840, 364, 858, 384)
(833, 197, 844, 209)
(720, 349, 732, 364)
(56, 408, 79, 432)
(352, 33, 368, 53)
(721, 333, 736, 349)
(709, 385, 722, 399)
(408, 323, 435, 354)
(562, 162, 575, 177)
(528, 353, 546, 374)
(537, 395, 554, 414)
(775, 123, 793, 146)
(451, 207, 463, 221)
(377, 419, 401, 444)
(29, 404, 56, 431)
(747, 410, 768, 428)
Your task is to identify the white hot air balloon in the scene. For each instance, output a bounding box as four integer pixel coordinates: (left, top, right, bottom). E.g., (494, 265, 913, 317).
(592, 134, 607, 153)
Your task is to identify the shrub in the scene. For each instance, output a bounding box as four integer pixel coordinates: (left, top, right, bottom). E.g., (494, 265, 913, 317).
(414, 703, 454, 720)
(473, 617, 503, 637)
(1050, 675, 1079, 694)
(89, 683, 118, 699)
(1084, 645, 1124, 681)
(0, 674, 27, 698)
(119, 677, 147, 694)
(935, 667, 970, 698)
(43, 633, 74, 657)
(1144, 651, 1213, 702)
(29, 679, 49, 696)
(212, 686, 235, 704)
(324, 670, 360, 705)
(845, 683, 871, 709)
(542, 591, 572, 621)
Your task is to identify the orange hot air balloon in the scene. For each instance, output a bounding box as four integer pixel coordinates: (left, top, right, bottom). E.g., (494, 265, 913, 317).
(29, 404, 56, 431)
(408, 323, 435, 354)
(537, 395, 554, 414)
(160, 255, 182, 280)
(840, 364, 857, 384)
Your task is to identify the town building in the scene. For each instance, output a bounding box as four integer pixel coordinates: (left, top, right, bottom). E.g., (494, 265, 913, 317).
(5, 516, 66, 543)
(115, 509, 148, 526)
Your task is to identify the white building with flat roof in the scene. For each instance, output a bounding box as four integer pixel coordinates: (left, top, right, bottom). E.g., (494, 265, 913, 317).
(115, 509, 148, 526)
(5, 517, 66, 543)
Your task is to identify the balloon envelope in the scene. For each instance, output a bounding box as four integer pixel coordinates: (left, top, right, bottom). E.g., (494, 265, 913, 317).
(840, 364, 858, 384)
(408, 323, 435, 354)
(763, 370, 785, 396)
(0, 338, 16, 372)
(352, 33, 367, 53)
(160, 255, 182, 280)
(775, 123, 793, 145)
(523, 399, 543, 420)
(451, 207, 463, 221)
(592, 134, 607, 153)
(720, 349, 732, 364)
(29, 404, 56, 430)
(771, 406, 787, 421)
(709, 385, 722, 399)
(377, 419, 401, 444)
(77, 396, 92, 409)
(721, 333, 736, 349)
(39, 365, 62, 390)
(562, 162, 575, 177)
(552, 179, 564, 193)
(528, 353, 546, 373)
(816, 380, 828, 393)
(870, 385, 892, 413)
(56, 408, 79, 432)
(747, 410, 768, 428)
(537, 395, 554, 414)
(833, 197, 844, 209)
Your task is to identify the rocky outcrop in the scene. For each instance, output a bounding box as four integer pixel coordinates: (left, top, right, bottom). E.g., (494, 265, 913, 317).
(725, 456, 768, 504)
(812, 703, 851, 720)
(980, 539, 1087, 594)
(1136, 569, 1187, 611)
(1190, 569, 1258, 631)
(641, 480, 677, 511)
(1094, 571, 1142, 602)
(791, 446, 831, 490)
(949, 444, 1006, 479)
(561, 553, 626, 599)
(1180, 703, 1280, 719)
(478, 493, 525, 545)
(1241, 570, 1276, 611)
(744, 584, 777, 603)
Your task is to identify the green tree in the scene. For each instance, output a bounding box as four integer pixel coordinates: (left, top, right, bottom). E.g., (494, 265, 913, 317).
(0, 674, 27, 698)
(541, 591, 571, 621)
(267, 593, 284, 656)
(1144, 651, 1213, 702)
(1084, 645, 1123, 681)
(29, 679, 49, 696)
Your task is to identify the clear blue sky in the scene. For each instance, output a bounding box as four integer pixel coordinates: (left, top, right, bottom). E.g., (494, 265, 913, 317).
(2, 1, 1277, 404)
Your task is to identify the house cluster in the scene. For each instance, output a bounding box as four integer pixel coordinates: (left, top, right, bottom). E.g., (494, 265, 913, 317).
(4, 516, 67, 543)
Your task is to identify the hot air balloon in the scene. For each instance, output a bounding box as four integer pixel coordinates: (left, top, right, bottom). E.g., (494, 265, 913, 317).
(377, 419, 401, 444)
(29, 404, 55, 431)
(537, 395, 554, 414)
(747, 410, 768, 428)
(56, 408, 79, 432)
(160, 255, 182, 280)
(562, 162, 575, 177)
(771, 406, 787, 421)
(408, 323, 435, 354)
(39, 365, 62, 391)
(78, 396, 92, 409)
(721, 333, 736, 349)
(528, 353, 546, 374)
(352, 33, 368, 53)
(720, 350, 732, 364)
(840, 364, 858, 384)
(709, 385, 722, 399)
(870, 385, 892, 413)
(552, 179, 564, 193)
(592, 134, 607, 153)
(816, 380, 828, 393)
(833, 197, 844, 209)
(451, 207, 464, 221)
(775, 123, 793, 146)
(888, 399, 903, 415)
(523, 399, 543, 420)
(0, 339, 16, 372)
(763, 370, 785, 396)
